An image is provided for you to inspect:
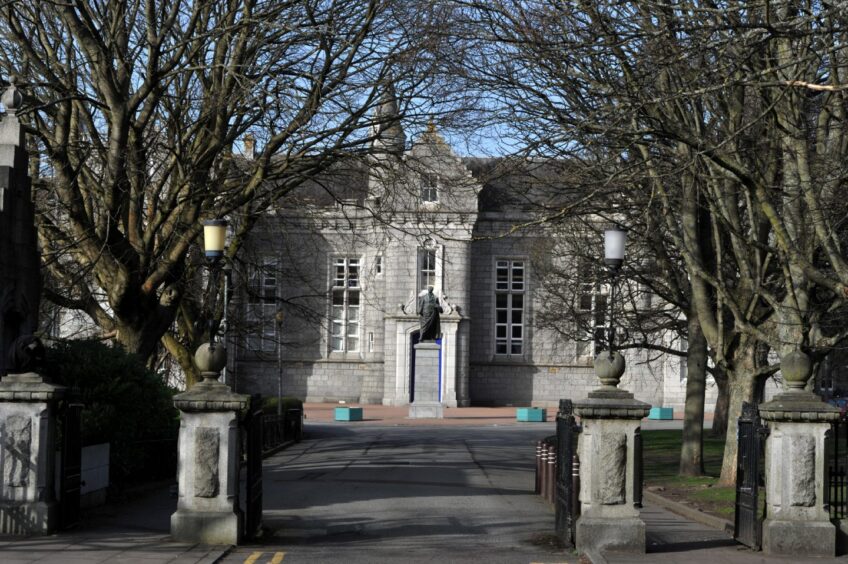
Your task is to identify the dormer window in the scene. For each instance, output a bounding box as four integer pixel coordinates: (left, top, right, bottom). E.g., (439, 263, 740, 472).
(420, 173, 439, 203)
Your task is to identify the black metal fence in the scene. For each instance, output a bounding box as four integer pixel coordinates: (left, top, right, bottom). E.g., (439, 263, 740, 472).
(59, 397, 83, 530)
(828, 413, 848, 519)
(243, 394, 264, 540)
(634, 428, 643, 508)
(734, 401, 768, 551)
(554, 399, 580, 547)
(533, 400, 581, 548)
(261, 408, 303, 453)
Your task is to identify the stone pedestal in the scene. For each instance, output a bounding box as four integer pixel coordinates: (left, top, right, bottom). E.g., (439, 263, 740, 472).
(760, 390, 839, 557)
(170, 378, 248, 545)
(0, 372, 65, 534)
(574, 353, 650, 555)
(409, 342, 443, 419)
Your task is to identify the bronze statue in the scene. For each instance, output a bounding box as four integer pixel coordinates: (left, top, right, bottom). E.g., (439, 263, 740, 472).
(417, 286, 443, 342)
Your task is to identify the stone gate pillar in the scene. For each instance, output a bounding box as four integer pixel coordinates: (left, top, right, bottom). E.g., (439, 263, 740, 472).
(760, 350, 839, 557)
(574, 352, 650, 554)
(171, 344, 247, 545)
(0, 339, 65, 534)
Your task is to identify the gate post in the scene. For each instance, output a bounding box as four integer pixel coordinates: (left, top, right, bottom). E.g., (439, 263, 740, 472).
(573, 352, 650, 554)
(171, 344, 248, 545)
(0, 339, 66, 534)
(759, 350, 839, 557)
(555, 399, 576, 546)
(734, 402, 765, 550)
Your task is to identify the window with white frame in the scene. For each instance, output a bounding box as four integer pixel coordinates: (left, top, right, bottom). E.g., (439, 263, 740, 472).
(575, 280, 609, 359)
(246, 261, 277, 352)
(419, 248, 437, 292)
(420, 173, 439, 203)
(494, 259, 525, 356)
(330, 257, 360, 352)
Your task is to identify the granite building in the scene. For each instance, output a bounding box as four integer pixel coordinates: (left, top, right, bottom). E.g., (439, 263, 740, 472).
(228, 96, 729, 411)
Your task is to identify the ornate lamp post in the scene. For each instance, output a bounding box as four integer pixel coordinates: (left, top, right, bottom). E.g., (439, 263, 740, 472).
(194, 219, 228, 384)
(170, 217, 247, 545)
(595, 226, 627, 386)
(573, 224, 649, 555)
(603, 225, 625, 356)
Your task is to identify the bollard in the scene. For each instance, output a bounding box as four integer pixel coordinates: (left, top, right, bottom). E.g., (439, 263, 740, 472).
(535, 440, 542, 494)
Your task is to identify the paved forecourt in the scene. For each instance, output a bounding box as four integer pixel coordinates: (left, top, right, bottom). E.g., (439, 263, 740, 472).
(221, 423, 573, 564)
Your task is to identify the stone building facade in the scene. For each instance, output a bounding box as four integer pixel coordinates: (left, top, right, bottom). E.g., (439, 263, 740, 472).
(229, 105, 734, 411)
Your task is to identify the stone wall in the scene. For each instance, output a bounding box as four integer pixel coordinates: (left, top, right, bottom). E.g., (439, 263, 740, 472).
(469, 350, 667, 408)
(235, 358, 385, 403)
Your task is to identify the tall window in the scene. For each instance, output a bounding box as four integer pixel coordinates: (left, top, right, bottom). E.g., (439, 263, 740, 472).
(420, 248, 437, 292)
(331, 257, 360, 352)
(495, 260, 525, 356)
(420, 173, 438, 203)
(246, 261, 277, 352)
(576, 281, 609, 359)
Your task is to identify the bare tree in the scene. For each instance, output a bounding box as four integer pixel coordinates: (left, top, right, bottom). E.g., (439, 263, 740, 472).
(448, 1, 848, 484)
(0, 0, 453, 384)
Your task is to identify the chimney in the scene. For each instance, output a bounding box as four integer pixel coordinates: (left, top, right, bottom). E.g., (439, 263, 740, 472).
(243, 134, 255, 159)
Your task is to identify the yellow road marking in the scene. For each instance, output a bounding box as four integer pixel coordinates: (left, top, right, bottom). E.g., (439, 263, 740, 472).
(244, 552, 263, 564)
(269, 553, 286, 564)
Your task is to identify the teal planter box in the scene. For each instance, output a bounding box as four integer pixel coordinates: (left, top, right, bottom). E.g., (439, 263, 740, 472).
(516, 407, 546, 422)
(334, 407, 363, 421)
(648, 407, 674, 420)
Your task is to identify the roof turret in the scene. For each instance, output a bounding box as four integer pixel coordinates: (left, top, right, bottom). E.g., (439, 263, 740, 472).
(371, 82, 405, 154)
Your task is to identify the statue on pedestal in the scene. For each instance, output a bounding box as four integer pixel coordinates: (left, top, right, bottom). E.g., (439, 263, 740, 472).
(417, 286, 442, 342)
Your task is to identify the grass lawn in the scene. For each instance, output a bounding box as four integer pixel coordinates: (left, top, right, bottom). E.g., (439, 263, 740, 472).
(641, 429, 736, 519)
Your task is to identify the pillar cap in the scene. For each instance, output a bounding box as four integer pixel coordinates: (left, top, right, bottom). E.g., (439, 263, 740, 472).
(759, 391, 840, 422)
(174, 380, 248, 412)
(0, 372, 66, 401)
(574, 393, 651, 420)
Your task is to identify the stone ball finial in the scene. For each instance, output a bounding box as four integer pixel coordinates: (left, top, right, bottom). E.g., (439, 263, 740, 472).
(194, 342, 227, 382)
(781, 349, 812, 391)
(8, 335, 45, 374)
(594, 351, 626, 388)
(1, 75, 23, 112)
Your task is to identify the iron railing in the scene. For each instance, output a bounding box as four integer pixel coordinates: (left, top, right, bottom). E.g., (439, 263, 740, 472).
(59, 397, 83, 530)
(734, 401, 768, 551)
(261, 408, 303, 453)
(244, 394, 263, 540)
(554, 399, 580, 547)
(829, 413, 848, 519)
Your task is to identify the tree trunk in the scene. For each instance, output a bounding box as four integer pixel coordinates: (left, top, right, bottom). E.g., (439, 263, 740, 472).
(711, 366, 729, 438)
(679, 308, 707, 476)
(717, 350, 757, 486)
(162, 332, 200, 388)
(114, 285, 181, 363)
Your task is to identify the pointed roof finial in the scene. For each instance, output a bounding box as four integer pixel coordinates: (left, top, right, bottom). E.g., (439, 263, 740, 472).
(1, 74, 23, 114)
(371, 80, 405, 154)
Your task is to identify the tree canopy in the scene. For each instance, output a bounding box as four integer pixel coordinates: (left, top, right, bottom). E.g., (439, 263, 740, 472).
(1, 0, 455, 382)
